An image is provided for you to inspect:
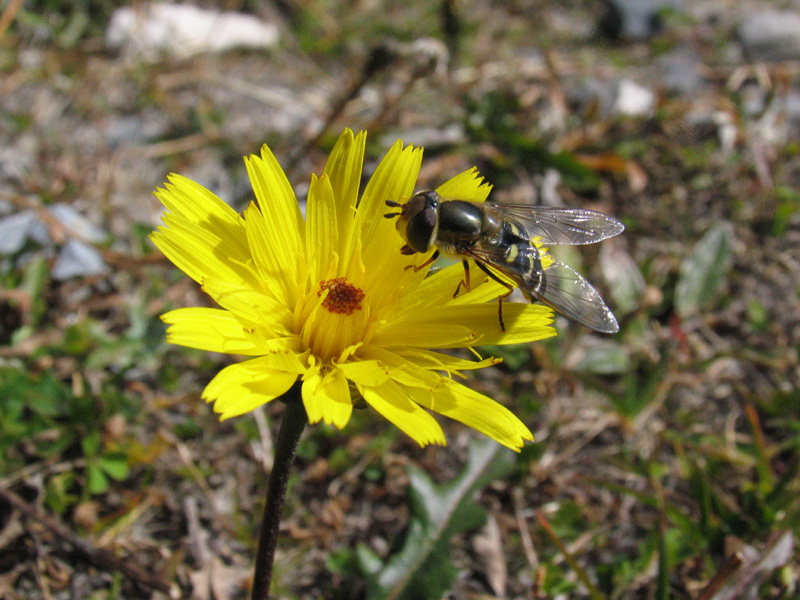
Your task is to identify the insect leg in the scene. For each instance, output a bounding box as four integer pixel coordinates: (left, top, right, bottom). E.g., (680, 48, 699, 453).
(404, 249, 440, 272)
(453, 260, 471, 297)
(496, 290, 514, 332)
(473, 261, 516, 331)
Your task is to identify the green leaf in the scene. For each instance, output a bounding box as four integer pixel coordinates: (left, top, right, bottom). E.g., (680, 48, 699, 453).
(82, 431, 102, 457)
(746, 298, 768, 331)
(99, 453, 130, 481)
(675, 222, 733, 318)
(356, 544, 384, 578)
(600, 244, 645, 317)
(87, 463, 109, 495)
(771, 186, 800, 236)
(570, 340, 632, 375)
(0, 367, 79, 474)
(21, 255, 49, 327)
(656, 522, 669, 600)
(359, 436, 516, 600)
(45, 471, 79, 514)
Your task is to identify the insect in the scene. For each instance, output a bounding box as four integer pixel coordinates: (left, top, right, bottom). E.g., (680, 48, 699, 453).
(384, 191, 624, 333)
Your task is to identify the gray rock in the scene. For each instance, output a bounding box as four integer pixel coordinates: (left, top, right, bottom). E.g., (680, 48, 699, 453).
(738, 10, 800, 62)
(103, 111, 171, 148)
(0, 134, 37, 182)
(568, 77, 617, 117)
(599, 0, 684, 40)
(0, 210, 40, 254)
(657, 50, 705, 95)
(49, 204, 109, 244)
(106, 2, 280, 60)
(51, 239, 109, 280)
(784, 92, 800, 127)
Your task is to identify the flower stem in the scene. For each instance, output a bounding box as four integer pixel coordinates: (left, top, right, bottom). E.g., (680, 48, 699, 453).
(251, 384, 307, 600)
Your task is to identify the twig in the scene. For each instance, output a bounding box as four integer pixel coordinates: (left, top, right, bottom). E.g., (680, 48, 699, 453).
(0, 0, 24, 44)
(286, 41, 401, 174)
(512, 488, 539, 572)
(0, 189, 169, 269)
(0, 486, 179, 598)
(286, 38, 447, 177)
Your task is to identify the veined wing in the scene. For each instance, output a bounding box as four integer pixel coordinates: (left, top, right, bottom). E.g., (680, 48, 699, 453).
(466, 243, 619, 334)
(529, 261, 619, 333)
(485, 203, 625, 245)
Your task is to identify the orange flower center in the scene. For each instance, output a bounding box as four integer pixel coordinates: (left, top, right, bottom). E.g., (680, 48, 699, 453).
(318, 277, 365, 315)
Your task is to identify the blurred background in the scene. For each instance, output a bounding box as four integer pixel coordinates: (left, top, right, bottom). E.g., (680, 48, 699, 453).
(1, 0, 799, 598)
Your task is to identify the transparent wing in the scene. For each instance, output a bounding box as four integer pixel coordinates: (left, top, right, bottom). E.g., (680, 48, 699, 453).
(529, 261, 619, 333)
(463, 242, 618, 333)
(485, 203, 625, 245)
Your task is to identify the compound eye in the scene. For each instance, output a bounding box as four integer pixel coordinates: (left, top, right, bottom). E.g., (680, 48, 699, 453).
(417, 190, 439, 204)
(404, 193, 438, 253)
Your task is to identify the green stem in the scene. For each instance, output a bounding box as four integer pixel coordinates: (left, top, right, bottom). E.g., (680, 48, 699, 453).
(251, 384, 307, 600)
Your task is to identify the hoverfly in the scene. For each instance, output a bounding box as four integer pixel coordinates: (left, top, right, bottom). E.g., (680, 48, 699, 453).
(384, 191, 624, 333)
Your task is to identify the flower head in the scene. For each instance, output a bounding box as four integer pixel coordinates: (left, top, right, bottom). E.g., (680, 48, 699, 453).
(151, 130, 555, 450)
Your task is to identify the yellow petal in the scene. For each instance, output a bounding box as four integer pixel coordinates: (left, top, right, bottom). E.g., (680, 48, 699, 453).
(154, 175, 248, 264)
(246, 144, 305, 241)
(243, 202, 298, 307)
(152, 175, 257, 287)
(393, 348, 501, 374)
(322, 129, 366, 261)
(203, 361, 298, 419)
(155, 173, 241, 228)
(302, 367, 353, 429)
(359, 345, 443, 390)
(151, 214, 258, 288)
(235, 350, 308, 376)
(436, 167, 492, 202)
(472, 304, 556, 345)
(374, 302, 555, 348)
(345, 140, 423, 303)
(358, 380, 446, 447)
(336, 359, 391, 387)
(372, 321, 477, 348)
(244, 145, 304, 299)
(392, 262, 497, 320)
(161, 308, 262, 355)
(357, 140, 422, 256)
(305, 174, 338, 282)
(414, 379, 533, 451)
(201, 277, 293, 332)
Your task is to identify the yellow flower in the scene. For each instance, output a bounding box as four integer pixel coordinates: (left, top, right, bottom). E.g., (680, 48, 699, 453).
(151, 129, 555, 450)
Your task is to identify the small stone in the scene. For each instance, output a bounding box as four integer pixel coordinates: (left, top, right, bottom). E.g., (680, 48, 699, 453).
(614, 79, 655, 117)
(657, 50, 705, 95)
(106, 2, 280, 60)
(51, 239, 109, 280)
(49, 204, 108, 244)
(0, 210, 39, 254)
(738, 10, 800, 62)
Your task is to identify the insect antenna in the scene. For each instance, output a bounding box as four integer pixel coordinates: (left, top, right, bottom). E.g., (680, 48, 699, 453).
(384, 199, 403, 218)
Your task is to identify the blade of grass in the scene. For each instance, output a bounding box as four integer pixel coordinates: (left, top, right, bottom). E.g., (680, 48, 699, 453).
(744, 401, 776, 491)
(535, 510, 608, 600)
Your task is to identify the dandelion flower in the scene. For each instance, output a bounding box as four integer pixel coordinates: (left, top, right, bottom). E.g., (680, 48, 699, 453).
(151, 129, 556, 450)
